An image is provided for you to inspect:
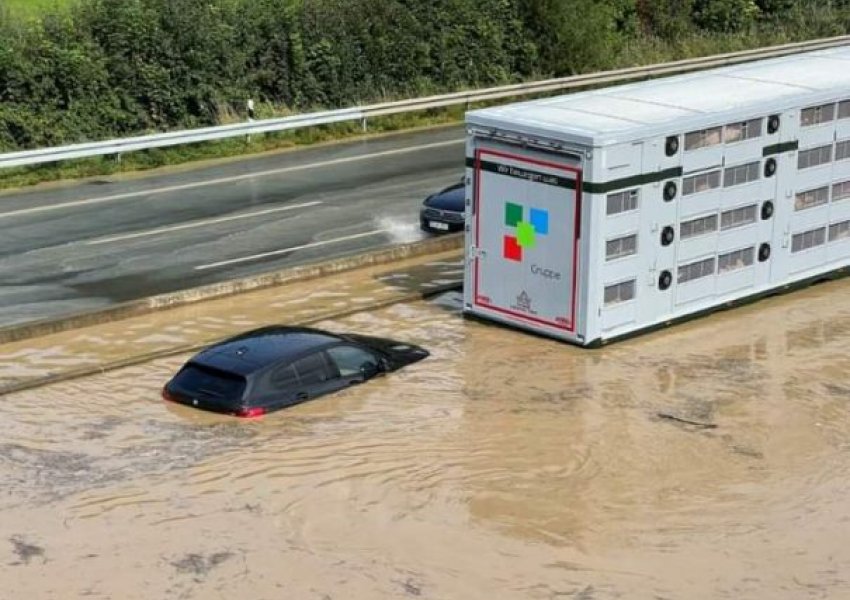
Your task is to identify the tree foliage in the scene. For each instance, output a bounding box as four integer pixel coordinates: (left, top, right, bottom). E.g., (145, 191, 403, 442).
(0, 0, 847, 151)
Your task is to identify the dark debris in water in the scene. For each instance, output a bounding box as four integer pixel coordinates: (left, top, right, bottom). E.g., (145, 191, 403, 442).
(522, 582, 605, 599)
(402, 579, 423, 596)
(656, 397, 718, 430)
(824, 383, 850, 398)
(575, 585, 596, 600)
(9, 535, 46, 565)
(171, 551, 234, 580)
(656, 412, 717, 429)
(730, 445, 764, 459)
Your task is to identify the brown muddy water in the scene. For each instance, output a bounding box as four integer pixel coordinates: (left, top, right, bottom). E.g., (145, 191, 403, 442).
(1, 281, 850, 599)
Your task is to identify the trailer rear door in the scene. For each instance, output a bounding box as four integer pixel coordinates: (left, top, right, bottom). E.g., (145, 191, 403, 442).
(469, 141, 582, 338)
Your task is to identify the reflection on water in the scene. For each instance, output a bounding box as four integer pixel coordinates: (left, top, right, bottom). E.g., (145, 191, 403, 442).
(1, 281, 849, 599)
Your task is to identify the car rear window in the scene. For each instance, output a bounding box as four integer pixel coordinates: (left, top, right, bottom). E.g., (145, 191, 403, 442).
(171, 364, 246, 401)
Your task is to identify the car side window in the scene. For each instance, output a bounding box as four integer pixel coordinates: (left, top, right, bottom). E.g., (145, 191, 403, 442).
(271, 364, 298, 388)
(292, 352, 333, 385)
(327, 345, 378, 377)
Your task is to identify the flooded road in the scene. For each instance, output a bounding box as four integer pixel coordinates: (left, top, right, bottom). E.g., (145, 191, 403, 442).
(1, 280, 849, 599)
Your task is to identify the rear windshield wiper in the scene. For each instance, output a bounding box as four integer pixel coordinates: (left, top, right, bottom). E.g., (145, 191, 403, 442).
(197, 387, 226, 398)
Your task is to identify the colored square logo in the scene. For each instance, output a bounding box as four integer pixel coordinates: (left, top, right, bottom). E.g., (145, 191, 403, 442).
(516, 221, 536, 248)
(504, 235, 522, 262)
(505, 202, 523, 228)
(530, 208, 549, 235)
(502, 201, 549, 261)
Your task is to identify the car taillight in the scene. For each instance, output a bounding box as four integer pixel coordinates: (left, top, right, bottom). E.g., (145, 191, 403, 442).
(235, 407, 266, 418)
(162, 387, 175, 402)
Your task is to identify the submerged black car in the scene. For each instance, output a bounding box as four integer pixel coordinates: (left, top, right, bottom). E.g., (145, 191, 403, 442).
(419, 181, 465, 233)
(162, 326, 429, 417)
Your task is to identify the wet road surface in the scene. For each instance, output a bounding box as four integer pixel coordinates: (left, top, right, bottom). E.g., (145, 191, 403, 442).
(1, 279, 849, 599)
(0, 126, 464, 327)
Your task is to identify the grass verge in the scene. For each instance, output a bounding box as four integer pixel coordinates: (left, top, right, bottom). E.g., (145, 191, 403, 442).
(2, 0, 73, 18)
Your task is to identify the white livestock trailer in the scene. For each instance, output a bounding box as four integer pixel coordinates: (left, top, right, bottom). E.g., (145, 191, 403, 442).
(462, 46, 850, 346)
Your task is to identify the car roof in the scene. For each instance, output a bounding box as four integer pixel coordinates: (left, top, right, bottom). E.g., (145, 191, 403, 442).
(439, 181, 464, 194)
(191, 326, 344, 376)
(427, 182, 465, 209)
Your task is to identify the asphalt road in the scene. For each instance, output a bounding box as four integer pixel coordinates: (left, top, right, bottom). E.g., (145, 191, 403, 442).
(0, 126, 466, 327)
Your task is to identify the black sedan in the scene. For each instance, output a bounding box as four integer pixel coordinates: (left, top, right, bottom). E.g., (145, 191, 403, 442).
(162, 326, 429, 417)
(420, 181, 465, 234)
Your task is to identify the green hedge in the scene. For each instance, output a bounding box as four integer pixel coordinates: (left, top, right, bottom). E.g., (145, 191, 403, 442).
(0, 0, 848, 152)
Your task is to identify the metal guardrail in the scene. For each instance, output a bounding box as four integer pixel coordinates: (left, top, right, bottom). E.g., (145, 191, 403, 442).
(1, 34, 849, 169)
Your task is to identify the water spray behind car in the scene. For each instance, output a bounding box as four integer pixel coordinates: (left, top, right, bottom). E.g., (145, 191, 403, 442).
(374, 216, 425, 244)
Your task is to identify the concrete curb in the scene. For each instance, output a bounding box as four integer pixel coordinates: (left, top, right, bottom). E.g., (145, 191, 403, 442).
(0, 281, 463, 396)
(0, 233, 463, 345)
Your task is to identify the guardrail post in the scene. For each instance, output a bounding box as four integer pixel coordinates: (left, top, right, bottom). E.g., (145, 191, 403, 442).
(361, 117, 368, 132)
(246, 99, 255, 144)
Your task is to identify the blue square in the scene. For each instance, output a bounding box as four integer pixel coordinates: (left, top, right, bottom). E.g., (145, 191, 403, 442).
(530, 208, 549, 235)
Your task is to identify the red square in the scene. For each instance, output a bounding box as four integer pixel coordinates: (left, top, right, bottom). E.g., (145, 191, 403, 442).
(503, 235, 522, 262)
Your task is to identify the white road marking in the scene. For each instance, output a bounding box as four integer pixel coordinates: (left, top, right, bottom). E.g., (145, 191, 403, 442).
(0, 138, 464, 220)
(195, 229, 391, 271)
(84, 201, 322, 246)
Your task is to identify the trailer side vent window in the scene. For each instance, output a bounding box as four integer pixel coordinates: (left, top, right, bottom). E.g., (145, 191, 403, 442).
(725, 118, 762, 143)
(801, 103, 836, 127)
(723, 162, 760, 187)
(684, 127, 722, 151)
(791, 227, 827, 253)
(767, 114, 781, 134)
(658, 270, 673, 290)
(663, 181, 678, 202)
(836, 140, 850, 161)
(840, 100, 850, 120)
(606, 189, 639, 216)
(719, 204, 757, 231)
(718, 247, 755, 274)
(604, 280, 636, 306)
(798, 145, 833, 169)
(682, 170, 721, 196)
(795, 186, 829, 211)
(829, 220, 850, 242)
(680, 214, 718, 239)
(833, 180, 850, 203)
(678, 257, 716, 284)
(606, 234, 638, 261)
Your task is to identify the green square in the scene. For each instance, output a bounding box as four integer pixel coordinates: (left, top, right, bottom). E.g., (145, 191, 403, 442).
(505, 202, 523, 227)
(516, 221, 536, 248)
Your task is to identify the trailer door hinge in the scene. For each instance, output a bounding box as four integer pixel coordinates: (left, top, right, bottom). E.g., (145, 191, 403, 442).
(648, 262, 657, 286)
(469, 246, 486, 261)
